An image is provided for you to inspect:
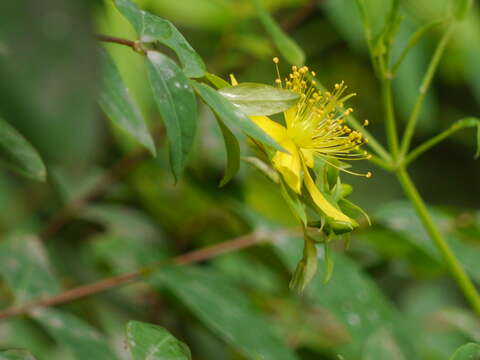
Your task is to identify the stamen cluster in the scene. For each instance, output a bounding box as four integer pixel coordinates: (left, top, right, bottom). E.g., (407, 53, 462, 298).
(273, 57, 372, 178)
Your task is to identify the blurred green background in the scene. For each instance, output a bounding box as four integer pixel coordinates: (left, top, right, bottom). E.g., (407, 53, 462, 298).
(0, 0, 479, 359)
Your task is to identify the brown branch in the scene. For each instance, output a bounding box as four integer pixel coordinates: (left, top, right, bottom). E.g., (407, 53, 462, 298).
(0, 229, 296, 321)
(96, 34, 145, 54)
(39, 128, 164, 240)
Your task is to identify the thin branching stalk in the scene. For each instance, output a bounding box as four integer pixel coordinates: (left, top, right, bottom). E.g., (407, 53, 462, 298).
(0, 229, 298, 321)
(400, 24, 455, 156)
(396, 168, 480, 315)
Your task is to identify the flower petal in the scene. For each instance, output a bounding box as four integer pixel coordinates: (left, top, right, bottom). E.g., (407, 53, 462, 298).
(250, 115, 289, 143)
(284, 106, 297, 128)
(273, 140, 302, 193)
(230, 74, 238, 86)
(301, 148, 315, 168)
(302, 163, 353, 225)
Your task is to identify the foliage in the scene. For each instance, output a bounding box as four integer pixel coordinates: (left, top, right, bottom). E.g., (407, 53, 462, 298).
(0, 0, 480, 359)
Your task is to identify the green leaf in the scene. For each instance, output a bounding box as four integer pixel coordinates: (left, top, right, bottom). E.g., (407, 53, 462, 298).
(289, 234, 318, 292)
(216, 118, 240, 187)
(205, 72, 230, 89)
(274, 236, 418, 359)
(153, 266, 299, 360)
(250, 0, 305, 65)
(98, 48, 156, 156)
(375, 201, 480, 283)
(191, 81, 285, 152)
(147, 51, 198, 180)
(32, 308, 116, 360)
(0, 233, 60, 304)
(0, 0, 98, 167)
(126, 321, 191, 360)
(279, 179, 306, 225)
(218, 83, 299, 116)
(115, 0, 205, 78)
(0, 118, 46, 181)
(0, 350, 37, 360)
(454, 0, 473, 20)
(450, 343, 480, 360)
(363, 328, 407, 360)
(0, 233, 116, 360)
(392, 20, 442, 74)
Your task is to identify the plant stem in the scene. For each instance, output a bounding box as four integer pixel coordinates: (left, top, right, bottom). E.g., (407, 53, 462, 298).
(382, 77, 399, 160)
(400, 24, 455, 156)
(96, 34, 146, 54)
(0, 229, 293, 321)
(396, 168, 480, 315)
(405, 117, 480, 165)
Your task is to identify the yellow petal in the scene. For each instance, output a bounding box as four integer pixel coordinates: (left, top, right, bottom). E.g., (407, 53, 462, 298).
(250, 115, 301, 193)
(273, 140, 302, 193)
(284, 106, 297, 128)
(230, 74, 238, 86)
(250, 115, 289, 143)
(303, 163, 353, 224)
(301, 148, 315, 168)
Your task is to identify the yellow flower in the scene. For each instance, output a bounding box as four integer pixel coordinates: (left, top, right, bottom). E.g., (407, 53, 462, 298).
(232, 58, 371, 229)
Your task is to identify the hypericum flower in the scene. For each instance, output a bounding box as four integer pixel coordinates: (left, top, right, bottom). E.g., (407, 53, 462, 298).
(232, 58, 371, 228)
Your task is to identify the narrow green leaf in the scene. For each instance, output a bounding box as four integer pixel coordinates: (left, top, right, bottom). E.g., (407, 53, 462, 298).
(289, 234, 318, 292)
(32, 308, 117, 360)
(0, 233, 116, 360)
(216, 118, 240, 187)
(450, 343, 480, 360)
(279, 179, 306, 225)
(98, 48, 156, 156)
(476, 120, 480, 158)
(191, 81, 286, 152)
(376, 201, 480, 283)
(0, 233, 60, 304)
(323, 241, 334, 284)
(0, 118, 46, 181)
(126, 321, 191, 360)
(147, 51, 198, 180)
(454, 0, 473, 20)
(251, 0, 305, 65)
(154, 266, 300, 360)
(205, 72, 230, 89)
(218, 83, 299, 116)
(363, 328, 407, 360)
(115, 0, 205, 78)
(392, 20, 442, 74)
(0, 350, 37, 360)
(274, 237, 418, 359)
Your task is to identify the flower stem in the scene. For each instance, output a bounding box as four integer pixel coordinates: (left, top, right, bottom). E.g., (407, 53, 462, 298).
(400, 24, 455, 156)
(405, 117, 480, 166)
(382, 77, 400, 160)
(96, 34, 146, 54)
(396, 168, 480, 315)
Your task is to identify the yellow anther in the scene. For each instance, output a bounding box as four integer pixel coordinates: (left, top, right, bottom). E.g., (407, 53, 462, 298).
(273, 57, 279, 64)
(366, 171, 372, 178)
(363, 119, 369, 126)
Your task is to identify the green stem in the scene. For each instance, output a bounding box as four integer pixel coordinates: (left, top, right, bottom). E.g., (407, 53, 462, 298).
(348, 116, 392, 162)
(396, 168, 480, 315)
(382, 77, 400, 159)
(400, 24, 455, 156)
(368, 153, 395, 171)
(405, 117, 480, 166)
